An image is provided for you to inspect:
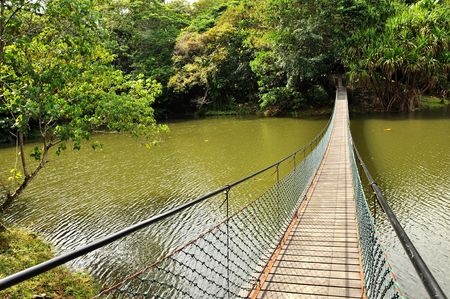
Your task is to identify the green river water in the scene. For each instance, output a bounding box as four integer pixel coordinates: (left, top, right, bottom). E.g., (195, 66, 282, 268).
(0, 111, 448, 297)
(351, 109, 449, 298)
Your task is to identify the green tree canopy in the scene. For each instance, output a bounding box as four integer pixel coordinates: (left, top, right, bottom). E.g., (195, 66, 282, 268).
(346, 0, 450, 111)
(0, 0, 166, 207)
(100, 0, 191, 81)
(168, 0, 258, 111)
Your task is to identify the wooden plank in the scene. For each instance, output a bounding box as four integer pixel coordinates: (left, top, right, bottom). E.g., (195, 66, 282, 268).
(267, 267, 361, 281)
(288, 233, 359, 239)
(266, 274, 362, 289)
(272, 260, 361, 273)
(286, 240, 359, 248)
(279, 249, 360, 259)
(279, 244, 360, 253)
(288, 237, 359, 244)
(258, 290, 357, 299)
(278, 255, 361, 266)
(262, 281, 362, 298)
(289, 228, 359, 233)
(255, 89, 364, 298)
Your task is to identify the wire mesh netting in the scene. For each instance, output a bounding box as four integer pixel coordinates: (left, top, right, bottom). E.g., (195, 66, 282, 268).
(95, 113, 334, 298)
(348, 130, 401, 299)
(3, 88, 442, 297)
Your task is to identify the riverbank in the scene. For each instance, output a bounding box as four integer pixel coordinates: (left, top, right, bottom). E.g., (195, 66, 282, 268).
(194, 105, 333, 118)
(200, 94, 449, 117)
(420, 96, 449, 109)
(0, 228, 98, 298)
(347, 90, 449, 113)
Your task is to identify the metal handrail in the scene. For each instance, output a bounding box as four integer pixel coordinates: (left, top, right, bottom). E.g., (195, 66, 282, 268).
(0, 112, 332, 290)
(352, 144, 447, 299)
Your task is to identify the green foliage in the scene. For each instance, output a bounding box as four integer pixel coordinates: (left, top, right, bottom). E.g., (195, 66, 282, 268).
(305, 85, 329, 105)
(0, 228, 98, 298)
(420, 95, 449, 108)
(167, 0, 414, 113)
(260, 87, 304, 113)
(189, 0, 231, 32)
(101, 0, 190, 83)
(0, 0, 447, 137)
(169, 1, 258, 111)
(346, 0, 450, 111)
(30, 147, 42, 161)
(7, 168, 22, 184)
(1, 1, 164, 142)
(0, 0, 166, 203)
(97, 0, 192, 117)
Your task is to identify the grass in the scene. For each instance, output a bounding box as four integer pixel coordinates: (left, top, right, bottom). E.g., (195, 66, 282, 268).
(290, 107, 333, 118)
(0, 228, 99, 298)
(201, 106, 333, 118)
(420, 95, 449, 109)
(203, 110, 239, 116)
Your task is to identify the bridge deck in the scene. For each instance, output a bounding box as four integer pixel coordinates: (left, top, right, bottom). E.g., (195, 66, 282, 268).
(258, 89, 363, 298)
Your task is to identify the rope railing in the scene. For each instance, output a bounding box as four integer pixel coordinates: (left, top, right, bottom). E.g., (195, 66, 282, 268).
(2, 87, 441, 299)
(351, 141, 447, 299)
(348, 134, 401, 299)
(94, 106, 336, 298)
(0, 98, 335, 293)
(342, 83, 446, 298)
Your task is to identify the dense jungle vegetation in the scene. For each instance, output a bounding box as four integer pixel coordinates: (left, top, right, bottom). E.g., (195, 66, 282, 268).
(0, 0, 449, 204)
(0, 1, 448, 296)
(2, 1, 449, 119)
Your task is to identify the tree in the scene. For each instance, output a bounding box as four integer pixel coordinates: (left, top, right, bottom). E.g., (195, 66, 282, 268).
(169, 0, 258, 111)
(249, 0, 396, 113)
(98, 0, 192, 117)
(0, 0, 166, 209)
(101, 0, 191, 81)
(345, 0, 449, 111)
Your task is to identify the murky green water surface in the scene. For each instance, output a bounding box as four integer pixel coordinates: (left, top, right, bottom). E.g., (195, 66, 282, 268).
(0, 116, 326, 285)
(1, 110, 448, 297)
(351, 109, 450, 298)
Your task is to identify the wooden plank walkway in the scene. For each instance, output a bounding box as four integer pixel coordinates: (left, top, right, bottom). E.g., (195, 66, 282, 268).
(257, 88, 363, 298)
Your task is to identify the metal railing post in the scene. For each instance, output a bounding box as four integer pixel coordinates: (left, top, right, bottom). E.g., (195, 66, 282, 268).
(373, 192, 377, 224)
(276, 163, 280, 183)
(275, 163, 280, 227)
(225, 186, 230, 298)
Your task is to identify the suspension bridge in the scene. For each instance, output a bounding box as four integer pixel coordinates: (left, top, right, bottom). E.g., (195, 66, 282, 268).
(254, 86, 362, 298)
(0, 85, 446, 298)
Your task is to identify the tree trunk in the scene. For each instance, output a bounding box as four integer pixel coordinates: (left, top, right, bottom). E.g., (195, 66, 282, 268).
(1, 144, 49, 210)
(0, 0, 5, 58)
(407, 88, 419, 112)
(0, 220, 6, 232)
(19, 132, 29, 177)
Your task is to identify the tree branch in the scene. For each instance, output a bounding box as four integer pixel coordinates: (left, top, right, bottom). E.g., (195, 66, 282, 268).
(1, 135, 52, 210)
(18, 131, 29, 178)
(3, 1, 30, 30)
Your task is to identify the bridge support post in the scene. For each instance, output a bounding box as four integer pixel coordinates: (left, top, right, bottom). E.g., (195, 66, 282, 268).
(225, 186, 230, 299)
(373, 192, 377, 223)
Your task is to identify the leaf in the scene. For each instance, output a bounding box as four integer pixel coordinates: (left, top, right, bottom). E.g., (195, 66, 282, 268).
(30, 147, 42, 161)
(91, 141, 103, 151)
(56, 143, 67, 156)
